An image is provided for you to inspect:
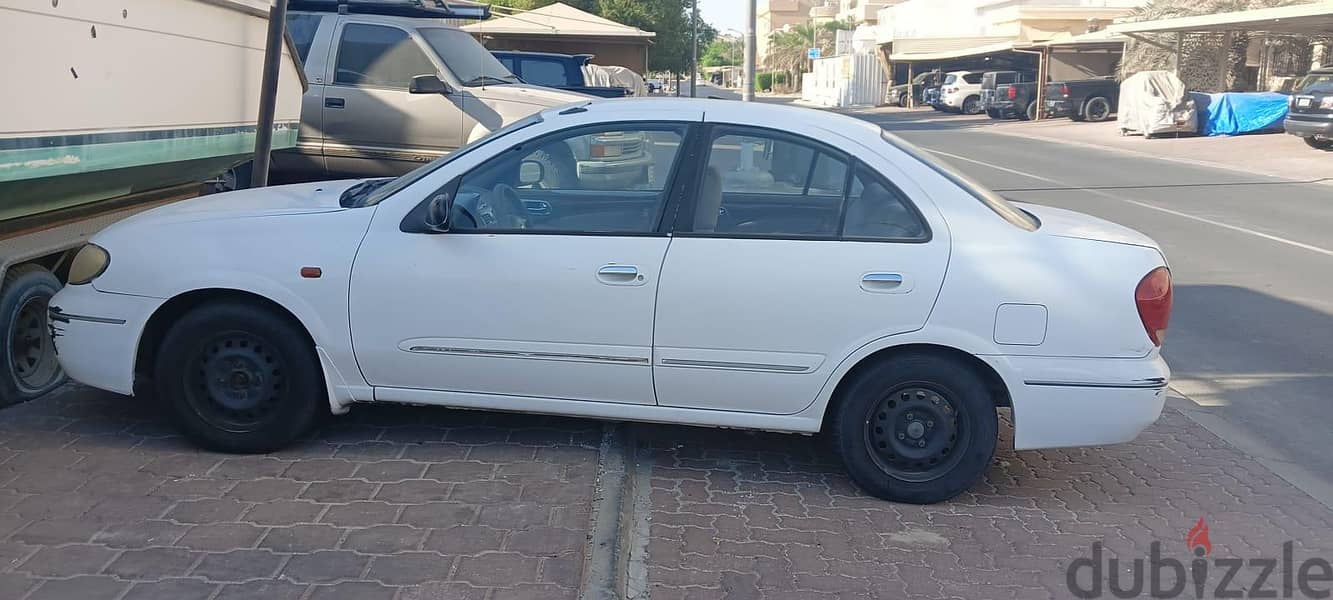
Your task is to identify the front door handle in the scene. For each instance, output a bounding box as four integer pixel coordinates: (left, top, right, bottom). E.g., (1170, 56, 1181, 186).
(861, 272, 909, 293)
(325, 97, 345, 109)
(597, 264, 643, 286)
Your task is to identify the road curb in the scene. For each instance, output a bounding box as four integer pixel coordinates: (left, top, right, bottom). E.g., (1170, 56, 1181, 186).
(580, 423, 629, 600)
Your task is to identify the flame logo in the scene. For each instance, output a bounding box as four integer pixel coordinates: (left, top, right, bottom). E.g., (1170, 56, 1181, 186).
(1186, 518, 1212, 556)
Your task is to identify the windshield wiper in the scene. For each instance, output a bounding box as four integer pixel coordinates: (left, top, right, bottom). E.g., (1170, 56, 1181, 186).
(338, 178, 393, 208)
(464, 75, 518, 86)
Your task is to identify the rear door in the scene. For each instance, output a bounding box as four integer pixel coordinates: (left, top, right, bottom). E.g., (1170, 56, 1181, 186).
(652, 124, 950, 415)
(321, 19, 466, 177)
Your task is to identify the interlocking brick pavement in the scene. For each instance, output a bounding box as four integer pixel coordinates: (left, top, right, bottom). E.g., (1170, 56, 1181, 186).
(0, 385, 600, 600)
(636, 408, 1333, 600)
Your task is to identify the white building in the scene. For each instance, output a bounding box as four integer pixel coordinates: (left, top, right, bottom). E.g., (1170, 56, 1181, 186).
(877, 0, 1146, 45)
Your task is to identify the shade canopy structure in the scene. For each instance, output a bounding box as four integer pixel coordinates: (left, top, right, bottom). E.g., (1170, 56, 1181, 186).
(1108, 2, 1333, 36)
(888, 39, 1016, 62)
(463, 2, 655, 73)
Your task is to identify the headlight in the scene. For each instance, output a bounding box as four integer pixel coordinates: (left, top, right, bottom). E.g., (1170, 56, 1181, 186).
(67, 244, 110, 285)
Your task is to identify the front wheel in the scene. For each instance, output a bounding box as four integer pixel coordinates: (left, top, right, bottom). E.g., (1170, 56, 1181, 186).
(830, 353, 998, 504)
(1, 265, 65, 406)
(1304, 136, 1333, 150)
(155, 302, 323, 453)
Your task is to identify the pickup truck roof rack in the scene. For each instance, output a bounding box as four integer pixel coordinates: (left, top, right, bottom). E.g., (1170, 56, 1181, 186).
(287, 0, 490, 20)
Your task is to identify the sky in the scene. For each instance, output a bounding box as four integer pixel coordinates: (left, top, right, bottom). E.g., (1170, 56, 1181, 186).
(697, 0, 747, 35)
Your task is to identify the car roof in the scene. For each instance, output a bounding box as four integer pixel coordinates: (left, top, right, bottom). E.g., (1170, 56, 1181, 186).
(540, 97, 875, 134)
(289, 10, 465, 31)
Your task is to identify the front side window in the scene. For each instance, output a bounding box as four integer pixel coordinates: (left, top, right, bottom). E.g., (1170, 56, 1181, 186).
(693, 129, 849, 237)
(448, 124, 687, 233)
(418, 27, 519, 87)
(335, 24, 436, 88)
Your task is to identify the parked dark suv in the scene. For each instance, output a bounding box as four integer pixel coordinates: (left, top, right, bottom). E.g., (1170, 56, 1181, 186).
(1285, 65, 1333, 150)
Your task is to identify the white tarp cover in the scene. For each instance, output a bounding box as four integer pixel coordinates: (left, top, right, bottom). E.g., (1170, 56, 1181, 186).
(1117, 70, 1198, 137)
(582, 65, 647, 96)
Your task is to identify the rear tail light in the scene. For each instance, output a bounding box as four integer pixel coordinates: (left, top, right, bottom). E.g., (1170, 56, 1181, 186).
(1007, 86, 1017, 100)
(1135, 267, 1173, 347)
(1061, 84, 1070, 98)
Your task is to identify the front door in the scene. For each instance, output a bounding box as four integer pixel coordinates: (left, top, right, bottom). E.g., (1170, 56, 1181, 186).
(349, 121, 693, 405)
(321, 20, 465, 177)
(653, 125, 950, 415)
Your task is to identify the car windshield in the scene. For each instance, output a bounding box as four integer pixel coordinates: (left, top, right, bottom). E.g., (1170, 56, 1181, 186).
(879, 128, 1039, 231)
(1298, 73, 1333, 93)
(418, 27, 519, 87)
(354, 112, 548, 207)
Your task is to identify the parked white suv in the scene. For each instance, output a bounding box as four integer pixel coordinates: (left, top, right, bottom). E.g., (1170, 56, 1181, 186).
(938, 71, 986, 115)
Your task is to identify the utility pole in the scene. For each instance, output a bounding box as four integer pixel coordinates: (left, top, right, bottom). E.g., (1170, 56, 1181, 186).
(250, 0, 289, 188)
(690, 0, 698, 97)
(743, 0, 755, 101)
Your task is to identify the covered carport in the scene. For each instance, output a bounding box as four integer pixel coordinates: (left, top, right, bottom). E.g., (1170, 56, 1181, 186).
(461, 2, 655, 74)
(887, 40, 1030, 108)
(1108, 2, 1333, 92)
(1014, 29, 1127, 120)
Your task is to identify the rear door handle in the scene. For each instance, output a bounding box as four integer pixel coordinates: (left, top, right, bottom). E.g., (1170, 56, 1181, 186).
(597, 264, 643, 286)
(861, 272, 909, 293)
(325, 97, 345, 109)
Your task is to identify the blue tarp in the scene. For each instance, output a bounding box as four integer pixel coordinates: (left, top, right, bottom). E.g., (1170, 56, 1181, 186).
(1188, 91, 1290, 136)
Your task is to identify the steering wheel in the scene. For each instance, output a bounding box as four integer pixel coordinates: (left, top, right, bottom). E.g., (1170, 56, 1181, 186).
(486, 183, 528, 230)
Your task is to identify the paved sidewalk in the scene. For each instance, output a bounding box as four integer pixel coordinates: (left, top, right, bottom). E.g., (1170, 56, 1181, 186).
(0, 386, 600, 600)
(636, 408, 1333, 600)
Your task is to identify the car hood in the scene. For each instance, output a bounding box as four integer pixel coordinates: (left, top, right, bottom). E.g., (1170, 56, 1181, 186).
(469, 83, 590, 109)
(1017, 203, 1161, 250)
(115, 180, 363, 226)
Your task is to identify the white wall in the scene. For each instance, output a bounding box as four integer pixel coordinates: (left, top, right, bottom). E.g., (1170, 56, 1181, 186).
(876, 0, 1146, 42)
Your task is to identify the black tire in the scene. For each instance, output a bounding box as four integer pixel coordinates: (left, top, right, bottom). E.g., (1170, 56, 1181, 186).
(897, 94, 908, 108)
(1, 265, 65, 406)
(210, 161, 254, 194)
(155, 302, 323, 453)
(985, 108, 1000, 119)
(830, 353, 998, 504)
(528, 144, 577, 189)
(1084, 96, 1112, 123)
(961, 96, 982, 115)
(1304, 136, 1333, 150)
(1023, 101, 1037, 121)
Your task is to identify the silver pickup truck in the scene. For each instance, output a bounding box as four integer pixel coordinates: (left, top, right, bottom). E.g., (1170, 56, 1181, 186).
(271, 3, 651, 188)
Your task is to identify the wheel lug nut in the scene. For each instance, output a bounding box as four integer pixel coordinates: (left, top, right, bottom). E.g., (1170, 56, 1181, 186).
(927, 420, 934, 428)
(897, 432, 905, 440)
(906, 412, 914, 420)
(918, 440, 926, 447)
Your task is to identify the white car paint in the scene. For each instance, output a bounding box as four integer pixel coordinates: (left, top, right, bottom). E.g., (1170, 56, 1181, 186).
(50, 98, 1170, 456)
(939, 70, 984, 112)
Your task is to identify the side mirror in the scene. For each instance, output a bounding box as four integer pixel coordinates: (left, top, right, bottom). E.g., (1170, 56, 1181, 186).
(518, 160, 545, 186)
(410, 74, 451, 95)
(424, 192, 452, 232)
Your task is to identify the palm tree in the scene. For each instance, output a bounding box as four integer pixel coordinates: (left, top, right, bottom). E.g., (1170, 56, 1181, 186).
(765, 18, 859, 92)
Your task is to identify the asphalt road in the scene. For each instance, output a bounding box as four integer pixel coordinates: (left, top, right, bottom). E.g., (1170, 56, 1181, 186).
(851, 109, 1333, 504)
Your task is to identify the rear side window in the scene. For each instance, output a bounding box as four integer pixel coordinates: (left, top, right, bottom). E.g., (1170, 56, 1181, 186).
(963, 73, 984, 85)
(521, 59, 568, 87)
(843, 166, 928, 241)
(286, 13, 322, 64)
(943, 74, 958, 85)
(996, 72, 1015, 85)
(334, 24, 436, 88)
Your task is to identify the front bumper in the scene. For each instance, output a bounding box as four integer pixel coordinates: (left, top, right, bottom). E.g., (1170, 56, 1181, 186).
(985, 353, 1170, 450)
(577, 155, 654, 189)
(49, 284, 161, 396)
(1283, 115, 1333, 137)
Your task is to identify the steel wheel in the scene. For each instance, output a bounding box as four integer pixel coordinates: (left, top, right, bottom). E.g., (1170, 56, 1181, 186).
(863, 385, 970, 483)
(183, 331, 288, 433)
(9, 296, 58, 393)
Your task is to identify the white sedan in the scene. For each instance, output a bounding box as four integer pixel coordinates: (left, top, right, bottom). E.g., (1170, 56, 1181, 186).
(50, 99, 1172, 504)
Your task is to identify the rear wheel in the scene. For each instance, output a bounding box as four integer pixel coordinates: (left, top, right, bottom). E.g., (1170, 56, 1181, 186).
(985, 108, 1000, 119)
(1, 265, 65, 406)
(1023, 101, 1038, 121)
(962, 96, 982, 115)
(897, 94, 908, 108)
(1304, 136, 1333, 150)
(1084, 96, 1112, 122)
(155, 302, 323, 453)
(830, 353, 998, 504)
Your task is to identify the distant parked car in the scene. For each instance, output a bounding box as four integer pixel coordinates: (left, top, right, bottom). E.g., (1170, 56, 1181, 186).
(887, 70, 943, 107)
(1284, 65, 1333, 150)
(1045, 78, 1120, 122)
(647, 78, 664, 93)
(936, 71, 986, 114)
(981, 70, 1039, 120)
(491, 51, 631, 98)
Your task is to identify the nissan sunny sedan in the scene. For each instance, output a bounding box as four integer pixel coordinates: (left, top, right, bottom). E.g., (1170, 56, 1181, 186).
(50, 99, 1172, 504)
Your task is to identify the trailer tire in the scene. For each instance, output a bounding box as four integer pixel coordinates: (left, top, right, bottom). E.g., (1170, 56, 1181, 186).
(1, 265, 66, 406)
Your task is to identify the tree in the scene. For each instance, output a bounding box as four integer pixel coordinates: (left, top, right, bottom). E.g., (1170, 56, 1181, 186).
(599, 0, 692, 73)
(482, 0, 599, 11)
(701, 38, 741, 67)
(764, 19, 856, 91)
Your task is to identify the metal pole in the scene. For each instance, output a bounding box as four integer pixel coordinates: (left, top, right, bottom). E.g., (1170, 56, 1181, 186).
(690, 0, 698, 97)
(250, 0, 289, 188)
(743, 0, 756, 101)
(906, 61, 914, 108)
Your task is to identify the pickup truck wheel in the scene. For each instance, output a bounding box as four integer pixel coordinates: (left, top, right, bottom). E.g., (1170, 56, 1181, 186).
(962, 96, 982, 115)
(985, 108, 1000, 119)
(1084, 97, 1112, 122)
(830, 353, 998, 504)
(897, 95, 908, 108)
(1, 265, 65, 406)
(155, 302, 322, 453)
(1023, 101, 1037, 121)
(1304, 136, 1333, 150)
